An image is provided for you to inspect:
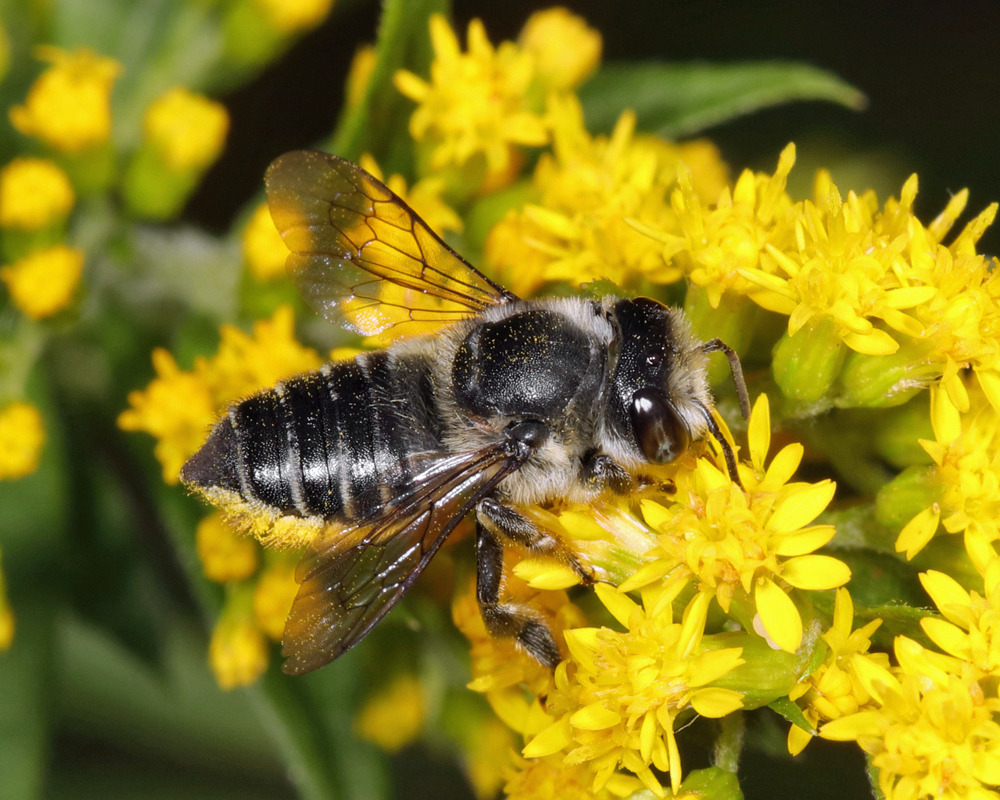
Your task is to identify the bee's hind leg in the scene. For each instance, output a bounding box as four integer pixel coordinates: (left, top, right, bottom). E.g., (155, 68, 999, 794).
(474, 516, 561, 669)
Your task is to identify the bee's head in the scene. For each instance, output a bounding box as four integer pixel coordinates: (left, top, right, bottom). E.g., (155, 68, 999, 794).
(606, 297, 714, 465)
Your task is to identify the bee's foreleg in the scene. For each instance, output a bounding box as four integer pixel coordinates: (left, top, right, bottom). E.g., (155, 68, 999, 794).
(475, 517, 561, 669)
(477, 497, 591, 583)
(581, 451, 634, 495)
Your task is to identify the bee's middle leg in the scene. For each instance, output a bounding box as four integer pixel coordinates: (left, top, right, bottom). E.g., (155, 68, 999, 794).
(477, 496, 592, 583)
(475, 516, 561, 669)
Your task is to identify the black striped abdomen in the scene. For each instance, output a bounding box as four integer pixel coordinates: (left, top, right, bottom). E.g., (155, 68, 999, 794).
(182, 351, 439, 522)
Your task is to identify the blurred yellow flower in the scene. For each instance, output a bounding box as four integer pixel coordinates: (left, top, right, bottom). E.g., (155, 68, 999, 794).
(461, 716, 520, 800)
(505, 752, 642, 800)
(518, 7, 601, 91)
(0, 401, 45, 481)
(353, 674, 426, 753)
(486, 94, 727, 295)
(10, 47, 122, 153)
(523, 584, 744, 796)
(0, 548, 14, 651)
(359, 153, 463, 236)
(621, 394, 849, 654)
(255, 0, 334, 34)
(0, 157, 74, 230)
(119, 306, 323, 483)
(143, 87, 229, 173)
(118, 348, 217, 484)
(394, 14, 548, 175)
(252, 557, 299, 640)
(242, 202, 288, 281)
(209, 587, 269, 690)
(345, 44, 376, 108)
(196, 511, 260, 583)
(786, 588, 888, 755)
(1, 244, 84, 320)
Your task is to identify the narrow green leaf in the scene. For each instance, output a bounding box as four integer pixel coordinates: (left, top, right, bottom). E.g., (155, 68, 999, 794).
(579, 61, 866, 138)
(768, 696, 814, 734)
(0, 600, 54, 800)
(329, 0, 449, 171)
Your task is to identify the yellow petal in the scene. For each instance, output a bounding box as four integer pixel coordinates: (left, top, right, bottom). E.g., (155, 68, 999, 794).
(761, 443, 803, 490)
(920, 617, 968, 659)
(690, 688, 744, 718)
(781, 555, 851, 590)
(977, 369, 1000, 414)
(819, 711, 881, 741)
(771, 525, 837, 556)
(895, 506, 940, 560)
(842, 329, 899, 355)
(919, 569, 971, 613)
(930, 383, 962, 443)
(640, 499, 672, 530)
(522, 717, 572, 757)
(748, 393, 771, 473)
(595, 581, 639, 628)
(570, 702, 621, 731)
(512, 558, 581, 590)
(766, 481, 836, 534)
(755, 578, 802, 653)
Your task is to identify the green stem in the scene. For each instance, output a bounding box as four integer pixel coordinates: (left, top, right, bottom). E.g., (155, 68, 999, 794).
(714, 711, 745, 774)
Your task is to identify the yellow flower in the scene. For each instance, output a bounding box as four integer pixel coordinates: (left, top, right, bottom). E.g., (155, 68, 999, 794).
(895, 384, 1000, 559)
(118, 348, 217, 484)
(919, 556, 1000, 679)
(143, 87, 229, 173)
(242, 202, 288, 281)
(119, 306, 323, 483)
(353, 674, 427, 753)
(209, 587, 269, 690)
(485, 93, 728, 296)
(523, 584, 744, 797)
(358, 153, 463, 236)
(196, 512, 260, 583)
(345, 44, 376, 108)
(0, 158, 74, 230)
(505, 752, 642, 800)
(0, 401, 45, 481)
(394, 14, 548, 175)
(518, 8, 602, 91)
(10, 47, 122, 153)
(633, 143, 796, 310)
(464, 716, 521, 800)
(252, 557, 299, 640)
(1, 244, 84, 320)
(0, 548, 14, 651)
(254, 0, 334, 34)
(821, 635, 1000, 800)
(786, 588, 888, 755)
(621, 394, 850, 654)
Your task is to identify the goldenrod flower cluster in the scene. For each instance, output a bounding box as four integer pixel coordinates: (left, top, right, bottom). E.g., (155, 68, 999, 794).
(105, 6, 1000, 799)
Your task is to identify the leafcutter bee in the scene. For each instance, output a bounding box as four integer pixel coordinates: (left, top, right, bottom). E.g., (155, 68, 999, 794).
(181, 151, 750, 675)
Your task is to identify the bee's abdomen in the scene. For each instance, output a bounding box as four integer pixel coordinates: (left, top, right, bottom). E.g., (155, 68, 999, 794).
(182, 351, 428, 522)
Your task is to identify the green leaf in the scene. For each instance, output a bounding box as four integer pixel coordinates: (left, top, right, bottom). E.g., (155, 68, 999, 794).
(768, 697, 813, 734)
(328, 0, 449, 172)
(0, 600, 54, 800)
(579, 61, 866, 138)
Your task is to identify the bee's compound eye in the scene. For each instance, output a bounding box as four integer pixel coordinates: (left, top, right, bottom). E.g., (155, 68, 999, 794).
(629, 388, 690, 464)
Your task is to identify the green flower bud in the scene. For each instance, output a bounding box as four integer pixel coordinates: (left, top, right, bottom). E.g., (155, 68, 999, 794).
(771, 316, 845, 404)
(123, 145, 199, 221)
(875, 466, 940, 533)
(837, 336, 939, 408)
(672, 767, 744, 800)
(872, 393, 935, 469)
(704, 631, 801, 709)
(684, 286, 760, 386)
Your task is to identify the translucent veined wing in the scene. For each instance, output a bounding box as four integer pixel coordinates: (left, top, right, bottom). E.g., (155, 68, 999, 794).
(281, 446, 518, 675)
(265, 150, 516, 342)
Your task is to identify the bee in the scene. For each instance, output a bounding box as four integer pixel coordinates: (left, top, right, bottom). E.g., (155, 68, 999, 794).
(181, 151, 750, 676)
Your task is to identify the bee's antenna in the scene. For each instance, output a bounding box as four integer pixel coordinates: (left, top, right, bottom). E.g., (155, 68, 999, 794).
(698, 406, 743, 488)
(702, 339, 751, 420)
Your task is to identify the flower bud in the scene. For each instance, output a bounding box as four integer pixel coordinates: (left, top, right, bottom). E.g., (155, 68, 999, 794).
(837, 336, 940, 408)
(772, 316, 845, 404)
